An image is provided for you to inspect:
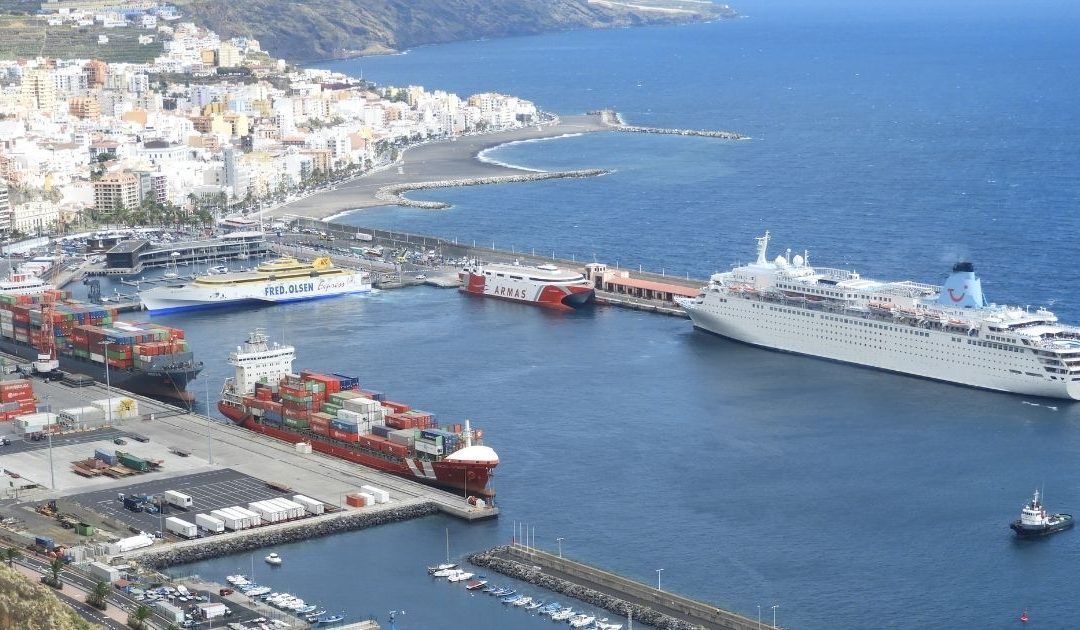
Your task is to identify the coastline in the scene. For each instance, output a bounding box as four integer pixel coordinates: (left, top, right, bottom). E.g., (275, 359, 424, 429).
(269, 113, 613, 220)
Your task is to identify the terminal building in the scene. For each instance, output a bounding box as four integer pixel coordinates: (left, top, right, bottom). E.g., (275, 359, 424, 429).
(102, 232, 268, 274)
(584, 263, 700, 304)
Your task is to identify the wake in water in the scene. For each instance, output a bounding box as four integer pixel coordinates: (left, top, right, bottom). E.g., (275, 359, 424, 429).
(476, 133, 587, 172)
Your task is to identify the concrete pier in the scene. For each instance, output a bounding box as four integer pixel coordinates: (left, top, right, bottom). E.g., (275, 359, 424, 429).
(597, 109, 748, 140)
(375, 168, 612, 209)
(470, 544, 774, 630)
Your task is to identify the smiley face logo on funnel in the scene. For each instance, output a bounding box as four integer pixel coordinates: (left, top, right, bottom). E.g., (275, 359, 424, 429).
(948, 285, 967, 303)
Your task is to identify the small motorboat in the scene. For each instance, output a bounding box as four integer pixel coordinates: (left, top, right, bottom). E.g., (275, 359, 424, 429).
(265, 553, 283, 565)
(595, 618, 624, 629)
(225, 574, 248, 585)
(501, 593, 522, 604)
(525, 600, 544, 611)
(296, 604, 318, 614)
(447, 571, 474, 583)
(513, 596, 534, 607)
(1010, 489, 1074, 538)
(432, 567, 457, 578)
(569, 614, 596, 628)
(539, 602, 562, 615)
(427, 563, 457, 574)
(551, 607, 575, 621)
(465, 579, 488, 590)
(317, 613, 345, 624)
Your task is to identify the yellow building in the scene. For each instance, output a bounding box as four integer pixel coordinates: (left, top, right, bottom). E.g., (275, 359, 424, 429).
(69, 97, 102, 119)
(19, 67, 57, 113)
(217, 42, 242, 68)
(93, 171, 140, 216)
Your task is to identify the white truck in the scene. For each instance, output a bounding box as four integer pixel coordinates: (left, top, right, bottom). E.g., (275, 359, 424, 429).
(352, 231, 373, 242)
(164, 517, 197, 539)
(194, 513, 225, 533)
(162, 490, 193, 509)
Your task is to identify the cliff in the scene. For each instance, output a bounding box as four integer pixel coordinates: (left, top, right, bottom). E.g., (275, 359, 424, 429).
(171, 0, 737, 62)
(0, 563, 100, 630)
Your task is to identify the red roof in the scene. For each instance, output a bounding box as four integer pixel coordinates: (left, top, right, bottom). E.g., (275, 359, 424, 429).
(603, 276, 699, 297)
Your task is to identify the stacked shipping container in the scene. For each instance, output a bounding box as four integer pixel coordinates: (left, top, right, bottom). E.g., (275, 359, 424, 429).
(0, 379, 37, 421)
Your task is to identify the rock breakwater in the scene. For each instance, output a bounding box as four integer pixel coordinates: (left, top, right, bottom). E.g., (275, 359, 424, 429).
(375, 169, 612, 209)
(469, 545, 702, 630)
(132, 502, 439, 569)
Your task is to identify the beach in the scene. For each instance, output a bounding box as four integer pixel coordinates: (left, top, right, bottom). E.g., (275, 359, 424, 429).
(270, 113, 613, 220)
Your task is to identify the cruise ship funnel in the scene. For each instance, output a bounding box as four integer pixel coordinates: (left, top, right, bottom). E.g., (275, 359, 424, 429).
(937, 262, 987, 309)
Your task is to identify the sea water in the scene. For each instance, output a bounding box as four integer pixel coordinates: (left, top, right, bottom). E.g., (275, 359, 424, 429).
(142, 1, 1080, 627)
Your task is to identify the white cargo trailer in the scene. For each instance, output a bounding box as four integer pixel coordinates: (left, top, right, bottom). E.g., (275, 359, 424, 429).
(231, 506, 262, 527)
(292, 494, 324, 515)
(358, 492, 376, 507)
(210, 508, 246, 531)
(162, 490, 193, 509)
(195, 513, 225, 533)
(268, 497, 304, 519)
(248, 501, 284, 523)
(360, 485, 390, 504)
(164, 517, 197, 539)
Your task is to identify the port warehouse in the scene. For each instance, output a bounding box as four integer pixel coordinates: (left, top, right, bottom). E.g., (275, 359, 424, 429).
(97, 231, 268, 274)
(284, 215, 703, 304)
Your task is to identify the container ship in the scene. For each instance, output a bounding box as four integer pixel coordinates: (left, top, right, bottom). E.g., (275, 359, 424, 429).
(460, 262, 594, 310)
(677, 231, 1080, 399)
(139, 256, 370, 314)
(0, 291, 202, 402)
(218, 330, 499, 498)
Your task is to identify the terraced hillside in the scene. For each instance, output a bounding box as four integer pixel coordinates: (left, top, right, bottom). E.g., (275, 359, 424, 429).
(0, 17, 164, 62)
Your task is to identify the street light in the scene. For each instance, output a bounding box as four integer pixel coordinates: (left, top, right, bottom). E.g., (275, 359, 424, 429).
(45, 394, 54, 490)
(99, 340, 113, 428)
(556, 537, 564, 558)
(757, 604, 761, 630)
(772, 604, 779, 629)
(656, 568, 663, 592)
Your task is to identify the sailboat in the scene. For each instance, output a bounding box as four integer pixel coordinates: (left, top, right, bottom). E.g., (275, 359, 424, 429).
(427, 528, 458, 574)
(163, 252, 181, 279)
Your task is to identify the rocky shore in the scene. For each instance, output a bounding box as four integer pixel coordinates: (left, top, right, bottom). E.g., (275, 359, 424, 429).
(375, 169, 612, 209)
(469, 545, 703, 630)
(133, 502, 439, 569)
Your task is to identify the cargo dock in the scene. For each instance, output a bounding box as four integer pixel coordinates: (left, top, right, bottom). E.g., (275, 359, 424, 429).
(470, 543, 775, 630)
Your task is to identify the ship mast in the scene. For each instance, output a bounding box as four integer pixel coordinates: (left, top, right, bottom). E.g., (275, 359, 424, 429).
(755, 231, 770, 265)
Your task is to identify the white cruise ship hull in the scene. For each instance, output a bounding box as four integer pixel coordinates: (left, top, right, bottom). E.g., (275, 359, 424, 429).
(681, 296, 1080, 400)
(140, 272, 371, 314)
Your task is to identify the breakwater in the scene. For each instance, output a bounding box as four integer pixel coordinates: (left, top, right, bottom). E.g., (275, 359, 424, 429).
(130, 501, 439, 569)
(615, 125, 747, 140)
(374, 169, 612, 209)
(469, 545, 771, 630)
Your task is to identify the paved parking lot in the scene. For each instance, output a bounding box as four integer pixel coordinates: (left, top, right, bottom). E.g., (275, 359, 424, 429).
(68, 468, 319, 538)
(0, 427, 125, 455)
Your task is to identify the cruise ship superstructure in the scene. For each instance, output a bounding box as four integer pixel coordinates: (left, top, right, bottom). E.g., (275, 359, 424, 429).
(677, 232, 1080, 399)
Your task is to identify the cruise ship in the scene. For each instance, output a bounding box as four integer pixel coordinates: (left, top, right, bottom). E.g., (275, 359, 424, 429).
(460, 262, 594, 310)
(140, 256, 370, 314)
(677, 232, 1080, 399)
(0, 271, 53, 296)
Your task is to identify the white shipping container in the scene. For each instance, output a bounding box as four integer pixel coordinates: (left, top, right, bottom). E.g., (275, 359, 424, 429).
(59, 406, 105, 424)
(115, 534, 154, 552)
(272, 497, 306, 519)
(292, 494, 324, 515)
(358, 492, 376, 507)
(360, 485, 390, 504)
(91, 397, 139, 419)
(195, 513, 225, 533)
(164, 517, 197, 538)
(86, 560, 121, 583)
(337, 408, 363, 422)
(15, 412, 58, 429)
(162, 490, 193, 508)
(263, 498, 294, 520)
(342, 397, 379, 413)
(248, 501, 284, 523)
(231, 506, 262, 527)
(155, 600, 185, 623)
(210, 509, 245, 530)
(414, 440, 442, 456)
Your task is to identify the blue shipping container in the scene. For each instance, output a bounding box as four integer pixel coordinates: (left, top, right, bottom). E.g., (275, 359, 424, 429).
(332, 373, 360, 390)
(36, 536, 55, 549)
(365, 390, 385, 401)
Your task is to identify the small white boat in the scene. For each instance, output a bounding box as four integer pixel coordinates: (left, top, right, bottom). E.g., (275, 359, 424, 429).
(595, 619, 624, 630)
(446, 570, 475, 583)
(569, 614, 596, 628)
(551, 608, 575, 621)
(265, 552, 283, 565)
(512, 596, 533, 607)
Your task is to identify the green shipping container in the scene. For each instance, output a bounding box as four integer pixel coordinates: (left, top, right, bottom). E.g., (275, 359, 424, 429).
(75, 523, 95, 536)
(321, 403, 341, 415)
(283, 417, 309, 429)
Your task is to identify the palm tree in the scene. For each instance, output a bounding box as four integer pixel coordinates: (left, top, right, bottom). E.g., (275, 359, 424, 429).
(128, 604, 152, 629)
(3, 547, 21, 566)
(48, 556, 64, 586)
(86, 579, 111, 609)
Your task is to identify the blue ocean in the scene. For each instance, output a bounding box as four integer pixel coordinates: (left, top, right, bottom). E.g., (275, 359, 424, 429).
(151, 1, 1080, 628)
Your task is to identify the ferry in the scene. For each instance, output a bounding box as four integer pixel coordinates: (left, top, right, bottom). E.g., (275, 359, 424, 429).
(0, 270, 53, 296)
(139, 256, 370, 314)
(1010, 489, 1073, 538)
(677, 232, 1080, 399)
(460, 262, 594, 310)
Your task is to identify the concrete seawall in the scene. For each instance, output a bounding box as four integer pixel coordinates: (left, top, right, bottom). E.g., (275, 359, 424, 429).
(374, 168, 612, 209)
(469, 545, 773, 630)
(129, 501, 439, 569)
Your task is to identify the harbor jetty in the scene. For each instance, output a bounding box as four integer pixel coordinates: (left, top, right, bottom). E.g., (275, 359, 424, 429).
(374, 168, 612, 209)
(470, 544, 773, 630)
(597, 109, 748, 140)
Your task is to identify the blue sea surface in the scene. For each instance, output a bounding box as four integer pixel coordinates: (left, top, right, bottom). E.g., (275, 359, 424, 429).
(132, 1, 1080, 628)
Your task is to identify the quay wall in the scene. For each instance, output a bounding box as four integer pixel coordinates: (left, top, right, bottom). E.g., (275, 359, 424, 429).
(129, 500, 439, 569)
(469, 545, 772, 630)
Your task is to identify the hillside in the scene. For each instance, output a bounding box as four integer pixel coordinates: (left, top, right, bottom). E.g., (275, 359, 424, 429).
(171, 0, 737, 62)
(0, 563, 100, 630)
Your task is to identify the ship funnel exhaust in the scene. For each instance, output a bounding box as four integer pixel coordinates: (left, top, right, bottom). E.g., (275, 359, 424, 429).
(937, 262, 987, 309)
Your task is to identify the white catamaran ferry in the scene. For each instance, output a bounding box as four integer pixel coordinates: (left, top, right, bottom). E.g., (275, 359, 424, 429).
(139, 256, 370, 314)
(677, 232, 1080, 399)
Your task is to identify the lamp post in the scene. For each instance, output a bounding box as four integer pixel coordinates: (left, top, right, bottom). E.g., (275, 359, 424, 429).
(656, 569, 663, 592)
(757, 604, 761, 630)
(100, 341, 113, 428)
(45, 394, 54, 490)
(772, 604, 779, 629)
(556, 537, 564, 558)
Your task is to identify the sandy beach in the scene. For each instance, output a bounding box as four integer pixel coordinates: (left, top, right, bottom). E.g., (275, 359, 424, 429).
(271, 113, 613, 220)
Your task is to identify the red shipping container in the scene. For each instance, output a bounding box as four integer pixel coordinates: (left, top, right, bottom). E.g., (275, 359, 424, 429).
(345, 493, 366, 507)
(329, 427, 361, 443)
(382, 400, 411, 414)
(310, 424, 329, 436)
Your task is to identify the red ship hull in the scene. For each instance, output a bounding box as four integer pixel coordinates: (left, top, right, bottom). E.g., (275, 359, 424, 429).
(219, 402, 496, 498)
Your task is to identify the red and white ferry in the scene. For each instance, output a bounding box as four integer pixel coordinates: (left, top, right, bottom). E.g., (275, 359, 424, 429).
(460, 263, 595, 310)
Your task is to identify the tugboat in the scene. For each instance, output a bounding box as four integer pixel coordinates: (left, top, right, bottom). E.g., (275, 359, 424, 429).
(1010, 490, 1074, 538)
